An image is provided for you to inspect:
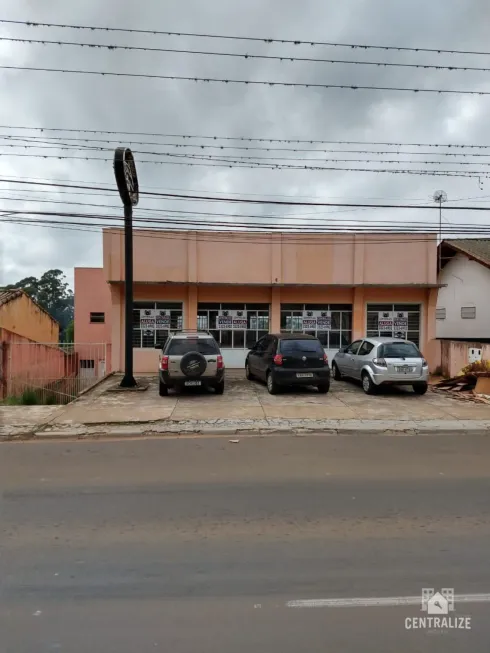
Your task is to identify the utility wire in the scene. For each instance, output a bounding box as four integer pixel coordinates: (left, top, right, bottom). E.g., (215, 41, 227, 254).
(8, 134, 490, 158)
(1, 151, 489, 177)
(2, 125, 490, 149)
(3, 36, 490, 73)
(4, 142, 490, 167)
(0, 152, 490, 178)
(0, 216, 483, 249)
(2, 177, 490, 211)
(3, 18, 490, 57)
(5, 139, 490, 165)
(1, 64, 489, 96)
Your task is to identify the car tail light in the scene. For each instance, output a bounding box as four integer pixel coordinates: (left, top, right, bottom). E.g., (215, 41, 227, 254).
(323, 352, 329, 365)
(373, 357, 387, 367)
(159, 355, 169, 371)
(217, 355, 224, 369)
(273, 354, 283, 365)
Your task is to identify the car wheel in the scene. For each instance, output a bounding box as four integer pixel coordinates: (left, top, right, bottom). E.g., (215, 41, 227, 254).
(413, 381, 428, 395)
(245, 362, 254, 381)
(214, 380, 225, 395)
(159, 380, 168, 396)
(266, 372, 279, 395)
(317, 383, 330, 394)
(361, 372, 376, 395)
(332, 362, 342, 381)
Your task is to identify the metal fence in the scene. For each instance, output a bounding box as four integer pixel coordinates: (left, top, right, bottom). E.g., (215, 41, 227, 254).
(2, 341, 108, 403)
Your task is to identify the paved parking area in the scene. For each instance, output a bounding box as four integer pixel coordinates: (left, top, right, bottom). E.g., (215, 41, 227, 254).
(42, 370, 490, 425)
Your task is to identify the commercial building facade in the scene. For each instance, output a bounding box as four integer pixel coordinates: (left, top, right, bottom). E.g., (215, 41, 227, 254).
(75, 228, 440, 372)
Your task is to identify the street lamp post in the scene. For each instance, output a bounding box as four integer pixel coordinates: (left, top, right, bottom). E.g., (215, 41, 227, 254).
(113, 147, 139, 388)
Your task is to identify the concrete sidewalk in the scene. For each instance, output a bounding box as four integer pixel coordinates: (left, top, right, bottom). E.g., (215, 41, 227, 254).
(2, 371, 490, 440)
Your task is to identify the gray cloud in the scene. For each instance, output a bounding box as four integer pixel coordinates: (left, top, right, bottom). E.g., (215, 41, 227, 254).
(1, 0, 490, 286)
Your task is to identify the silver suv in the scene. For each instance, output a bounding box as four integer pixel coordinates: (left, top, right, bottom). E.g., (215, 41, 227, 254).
(332, 337, 429, 395)
(156, 331, 225, 396)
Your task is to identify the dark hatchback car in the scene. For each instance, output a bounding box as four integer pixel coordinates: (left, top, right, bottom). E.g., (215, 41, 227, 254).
(245, 333, 330, 394)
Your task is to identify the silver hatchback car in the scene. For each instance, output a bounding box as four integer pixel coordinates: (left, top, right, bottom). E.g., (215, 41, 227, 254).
(332, 337, 429, 395)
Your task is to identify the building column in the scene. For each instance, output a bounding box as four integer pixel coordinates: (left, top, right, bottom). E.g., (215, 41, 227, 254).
(352, 287, 365, 340)
(424, 287, 440, 371)
(187, 284, 198, 329)
(271, 286, 281, 332)
(110, 284, 123, 372)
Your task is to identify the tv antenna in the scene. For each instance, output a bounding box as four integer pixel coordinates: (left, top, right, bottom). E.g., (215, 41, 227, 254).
(433, 190, 447, 271)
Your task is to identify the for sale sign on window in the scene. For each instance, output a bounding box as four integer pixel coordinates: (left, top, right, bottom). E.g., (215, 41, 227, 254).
(155, 310, 170, 329)
(217, 310, 248, 329)
(393, 311, 408, 330)
(316, 311, 332, 330)
(140, 309, 156, 330)
(393, 311, 408, 338)
(378, 311, 394, 330)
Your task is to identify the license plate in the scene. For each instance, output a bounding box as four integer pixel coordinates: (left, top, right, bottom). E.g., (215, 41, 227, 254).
(395, 366, 415, 374)
(296, 373, 314, 378)
(185, 380, 201, 386)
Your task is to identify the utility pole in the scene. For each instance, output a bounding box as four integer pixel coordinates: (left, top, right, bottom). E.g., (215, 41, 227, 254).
(114, 147, 139, 388)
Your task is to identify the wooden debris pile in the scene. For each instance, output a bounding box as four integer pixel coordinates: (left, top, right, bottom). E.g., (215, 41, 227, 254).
(433, 372, 490, 403)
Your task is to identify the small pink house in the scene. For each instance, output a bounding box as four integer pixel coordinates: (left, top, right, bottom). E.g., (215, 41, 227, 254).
(75, 228, 440, 371)
(74, 268, 112, 377)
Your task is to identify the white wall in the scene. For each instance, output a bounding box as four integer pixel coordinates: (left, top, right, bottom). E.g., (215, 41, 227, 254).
(437, 253, 490, 339)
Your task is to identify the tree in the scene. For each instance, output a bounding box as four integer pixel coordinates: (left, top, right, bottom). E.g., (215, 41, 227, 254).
(64, 319, 74, 343)
(5, 269, 74, 340)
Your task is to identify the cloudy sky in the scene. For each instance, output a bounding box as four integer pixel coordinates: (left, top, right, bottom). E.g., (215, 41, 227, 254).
(1, 0, 490, 287)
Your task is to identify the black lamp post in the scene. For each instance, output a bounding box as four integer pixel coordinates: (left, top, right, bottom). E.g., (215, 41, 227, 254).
(113, 147, 139, 388)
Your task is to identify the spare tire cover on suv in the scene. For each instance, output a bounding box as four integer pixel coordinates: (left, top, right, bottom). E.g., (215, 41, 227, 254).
(180, 351, 207, 377)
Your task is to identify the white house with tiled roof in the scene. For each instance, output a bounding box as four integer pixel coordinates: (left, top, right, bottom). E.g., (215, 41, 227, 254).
(437, 239, 490, 341)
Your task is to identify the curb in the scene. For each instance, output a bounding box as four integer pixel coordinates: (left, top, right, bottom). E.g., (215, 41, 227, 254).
(4, 425, 490, 441)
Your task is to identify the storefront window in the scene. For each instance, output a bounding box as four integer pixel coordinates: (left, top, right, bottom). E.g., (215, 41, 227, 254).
(366, 303, 421, 346)
(280, 303, 352, 349)
(197, 303, 270, 349)
(132, 301, 183, 348)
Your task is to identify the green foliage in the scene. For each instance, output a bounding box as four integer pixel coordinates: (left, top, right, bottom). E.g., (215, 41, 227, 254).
(5, 269, 74, 340)
(17, 389, 39, 405)
(64, 319, 75, 343)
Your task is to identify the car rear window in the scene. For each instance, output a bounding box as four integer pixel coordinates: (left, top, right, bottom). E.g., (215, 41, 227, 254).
(167, 338, 219, 355)
(379, 342, 421, 358)
(280, 339, 324, 354)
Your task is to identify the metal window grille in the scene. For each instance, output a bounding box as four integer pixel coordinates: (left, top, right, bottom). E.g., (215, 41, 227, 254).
(280, 304, 352, 348)
(436, 308, 446, 320)
(197, 303, 270, 349)
(89, 312, 105, 323)
(366, 303, 421, 346)
(132, 302, 183, 348)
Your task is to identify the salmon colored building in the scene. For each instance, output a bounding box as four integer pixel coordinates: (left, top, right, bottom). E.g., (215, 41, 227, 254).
(74, 228, 440, 372)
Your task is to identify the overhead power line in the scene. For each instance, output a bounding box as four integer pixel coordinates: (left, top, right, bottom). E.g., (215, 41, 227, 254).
(4, 142, 490, 166)
(5, 138, 490, 161)
(1, 64, 489, 95)
(1, 209, 484, 234)
(2, 177, 490, 210)
(0, 151, 487, 177)
(2, 18, 490, 57)
(2, 125, 490, 149)
(2, 36, 490, 73)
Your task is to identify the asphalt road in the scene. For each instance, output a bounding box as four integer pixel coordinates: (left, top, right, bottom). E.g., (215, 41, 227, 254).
(1, 434, 490, 652)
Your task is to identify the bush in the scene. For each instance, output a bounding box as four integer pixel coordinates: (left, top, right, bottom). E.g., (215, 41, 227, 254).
(19, 389, 40, 405)
(461, 360, 490, 375)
